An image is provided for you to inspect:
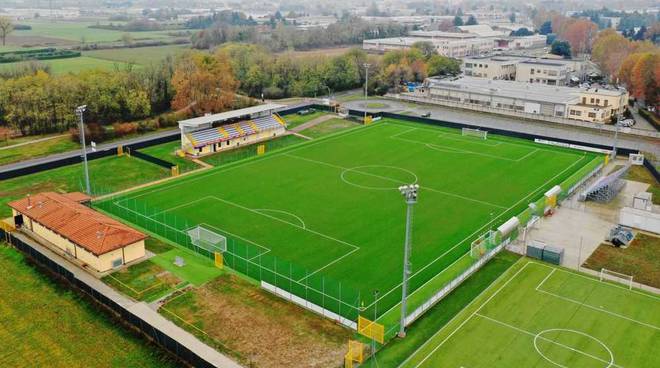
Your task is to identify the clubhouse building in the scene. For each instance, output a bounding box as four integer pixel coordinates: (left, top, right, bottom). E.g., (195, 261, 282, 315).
(8, 192, 146, 273)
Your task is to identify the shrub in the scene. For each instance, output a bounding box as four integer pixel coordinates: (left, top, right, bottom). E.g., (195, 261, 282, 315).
(69, 123, 106, 143)
(112, 122, 139, 137)
(137, 119, 159, 133)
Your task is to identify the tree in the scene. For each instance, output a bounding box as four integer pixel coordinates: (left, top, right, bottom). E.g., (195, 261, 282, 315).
(511, 28, 534, 37)
(629, 53, 659, 105)
(121, 33, 134, 46)
(550, 40, 571, 58)
(465, 15, 478, 26)
(539, 21, 553, 35)
(411, 41, 436, 59)
(171, 51, 238, 114)
(509, 13, 516, 23)
(453, 16, 463, 27)
(0, 16, 13, 46)
(591, 29, 632, 78)
(427, 55, 460, 76)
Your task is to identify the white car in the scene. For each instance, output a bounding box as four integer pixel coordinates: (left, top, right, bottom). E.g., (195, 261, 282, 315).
(619, 119, 635, 127)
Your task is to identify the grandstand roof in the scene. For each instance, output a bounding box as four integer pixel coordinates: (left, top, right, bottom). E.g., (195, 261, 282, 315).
(178, 104, 285, 129)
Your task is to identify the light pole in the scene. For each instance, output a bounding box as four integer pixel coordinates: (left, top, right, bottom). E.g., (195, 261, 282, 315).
(363, 63, 371, 123)
(398, 183, 419, 338)
(371, 289, 379, 368)
(76, 105, 91, 195)
(612, 114, 621, 159)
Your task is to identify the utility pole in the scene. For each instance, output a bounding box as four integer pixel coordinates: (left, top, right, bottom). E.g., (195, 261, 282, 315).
(76, 105, 91, 195)
(371, 289, 379, 368)
(364, 63, 371, 123)
(398, 184, 419, 338)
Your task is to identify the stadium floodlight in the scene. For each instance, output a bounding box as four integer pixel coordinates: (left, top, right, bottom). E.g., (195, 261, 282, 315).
(398, 183, 419, 338)
(363, 63, 371, 123)
(75, 105, 91, 195)
(612, 114, 621, 158)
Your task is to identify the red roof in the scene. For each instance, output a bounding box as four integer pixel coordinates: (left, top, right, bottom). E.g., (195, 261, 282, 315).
(8, 192, 146, 256)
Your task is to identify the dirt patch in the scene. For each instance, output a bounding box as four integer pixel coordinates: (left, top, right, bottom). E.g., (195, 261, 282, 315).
(161, 273, 350, 368)
(583, 233, 660, 288)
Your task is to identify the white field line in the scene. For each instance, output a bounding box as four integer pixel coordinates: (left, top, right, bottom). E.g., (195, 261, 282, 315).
(474, 313, 623, 368)
(536, 268, 557, 291)
(386, 122, 577, 158)
(284, 152, 507, 209)
(254, 208, 306, 229)
(391, 128, 538, 162)
(551, 266, 660, 302)
(406, 261, 534, 368)
(119, 121, 387, 202)
(197, 221, 272, 259)
(365, 154, 587, 311)
(435, 131, 503, 147)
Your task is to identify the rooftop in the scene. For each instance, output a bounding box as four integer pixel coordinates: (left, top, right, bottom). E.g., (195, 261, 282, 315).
(426, 77, 625, 104)
(9, 192, 146, 256)
(178, 103, 284, 128)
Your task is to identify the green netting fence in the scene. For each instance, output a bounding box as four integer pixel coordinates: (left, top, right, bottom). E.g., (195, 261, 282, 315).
(557, 155, 605, 201)
(93, 196, 361, 323)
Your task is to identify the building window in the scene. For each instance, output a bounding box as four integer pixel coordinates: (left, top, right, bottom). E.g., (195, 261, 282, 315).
(596, 99, 600, 104)
(604, 100, 609, 107)
(112, 258, 123, 268)
(590, 98, 595, 103)
(582, 97, 587, 104)
(588, 112, 596, 118)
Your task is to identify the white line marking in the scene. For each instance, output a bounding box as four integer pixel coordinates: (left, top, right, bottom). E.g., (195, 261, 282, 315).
(477, 314, 621, 368)
(536, 268, 557, 291)
(254, 208, 306, 229)
(285, 153, 507, 209)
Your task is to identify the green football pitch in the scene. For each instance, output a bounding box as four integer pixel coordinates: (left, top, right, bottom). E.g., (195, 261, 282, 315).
(401, 260, 660, 368)
(98, 118, 597, 324)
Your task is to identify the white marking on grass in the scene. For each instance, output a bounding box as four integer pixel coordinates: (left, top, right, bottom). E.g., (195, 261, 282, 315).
(533, 328, 615, 368)
(254, 208, 306, 229)
(340, 165, 418, 190)
(286, 153, 507, 209)
(405, 261, 534, 368)
(536, 268, 557, 291)
(366, 155, 587, 311)
(476, 314, 621, 368)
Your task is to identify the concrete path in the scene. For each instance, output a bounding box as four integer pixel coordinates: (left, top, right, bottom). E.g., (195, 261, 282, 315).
(343, 98, 660, 156)
(0, 134, 69, 151)
(290, 114, 337, 133)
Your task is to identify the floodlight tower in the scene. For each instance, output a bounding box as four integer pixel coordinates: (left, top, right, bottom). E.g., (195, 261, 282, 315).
(363, 63, 371, 123)
(76, 105, 91, 195)
(398, 183, 419, 338)
(612, 114, 621, 159)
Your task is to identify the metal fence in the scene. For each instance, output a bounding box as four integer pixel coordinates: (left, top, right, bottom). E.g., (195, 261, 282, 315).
(93, 196, 362, 324)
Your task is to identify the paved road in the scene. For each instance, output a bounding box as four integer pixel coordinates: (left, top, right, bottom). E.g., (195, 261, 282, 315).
(0, 128, 179, 175)
(343, 98, 660, 156)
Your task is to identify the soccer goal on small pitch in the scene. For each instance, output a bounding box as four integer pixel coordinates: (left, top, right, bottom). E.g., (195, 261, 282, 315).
(461, 127, 488, 139)
(187, 225, 227, 253)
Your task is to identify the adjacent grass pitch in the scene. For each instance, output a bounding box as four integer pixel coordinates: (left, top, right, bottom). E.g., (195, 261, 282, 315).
(100, 118, 597, 322)
(401, 260, 660, 367)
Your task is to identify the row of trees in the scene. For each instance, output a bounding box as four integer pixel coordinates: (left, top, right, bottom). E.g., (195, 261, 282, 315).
(591, 29, 659, 106)
(0, 60, 176, 136)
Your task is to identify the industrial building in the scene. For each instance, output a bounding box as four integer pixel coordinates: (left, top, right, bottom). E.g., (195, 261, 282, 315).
(409, 77, 628, 124)
(462, 55, 588, 84)
(362, 36, 494, 58)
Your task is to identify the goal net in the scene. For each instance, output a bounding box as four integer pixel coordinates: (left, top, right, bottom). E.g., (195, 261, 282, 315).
(187, 225, 227, 253)
(462, 127, 488, 139)
(599, 268, 633, 290)
(470, 230, 497, 259)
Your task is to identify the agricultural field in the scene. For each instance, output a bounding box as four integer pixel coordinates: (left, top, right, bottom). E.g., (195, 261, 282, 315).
(96, 116, 600, 338)
(0, 56, 133, 75)
(83, 44, 190, 66)
(0, 244, 177, 368)
(401, 260, 660, 367)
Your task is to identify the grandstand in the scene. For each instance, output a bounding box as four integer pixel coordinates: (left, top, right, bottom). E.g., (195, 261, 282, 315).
(578, 163, 630, 202)
(178, 104, 287, 157)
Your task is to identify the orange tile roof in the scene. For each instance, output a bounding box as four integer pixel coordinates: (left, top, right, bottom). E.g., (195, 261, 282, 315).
(62, 192, 92, 203)
(8, 192, 146, 256)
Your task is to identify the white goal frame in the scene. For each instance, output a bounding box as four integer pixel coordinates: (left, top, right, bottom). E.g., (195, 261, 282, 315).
(187, 225, 227, 253)
(462, 127, 488, 139)
(599, 268, 633, 290)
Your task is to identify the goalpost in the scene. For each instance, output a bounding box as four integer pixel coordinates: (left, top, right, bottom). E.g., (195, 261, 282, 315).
(470, 230, 497, 259)
(599, 268, 633, 290)
(187, 225, 227, 253)
(462, 127, 488, 140)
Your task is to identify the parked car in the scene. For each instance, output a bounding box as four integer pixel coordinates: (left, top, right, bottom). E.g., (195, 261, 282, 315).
(619, 119, 635, 127)
(421, 112, 431, 118)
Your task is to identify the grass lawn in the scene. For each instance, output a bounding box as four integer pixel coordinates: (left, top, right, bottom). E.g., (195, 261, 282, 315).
(139, 141, 200, 173)
(84, 45, 190, 66)
(97, 117, 598, 331)
(0, 155, 170, 218)
(16, 20, 174, 43)
(199, 134, 305, 166)
(624, 165, 660, 204)
(159, 272, 351, 367)
(298, 118, 360, 138)
(103, 256, 182, 302)
(374, 251, 520, 367)
(150, 247, 223, 286)
(0, 244, 177, 367)
(280, 111, 329, 129)
(0, 56, 134, 75)
(401, 260, 660, 367)
(0, 133, 63, 148)
(582, 233, 660, 288)
(0, 134, 79, 166)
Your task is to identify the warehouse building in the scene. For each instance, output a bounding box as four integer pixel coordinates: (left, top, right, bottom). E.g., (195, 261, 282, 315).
(363, 36, 493, 58)
(412, 77, 628, 123)
(462, 55, 587, 84)
(9, 192, 147, 273)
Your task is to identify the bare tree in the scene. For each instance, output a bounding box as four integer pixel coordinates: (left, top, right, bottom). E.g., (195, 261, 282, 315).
(0, 17, 13, 46)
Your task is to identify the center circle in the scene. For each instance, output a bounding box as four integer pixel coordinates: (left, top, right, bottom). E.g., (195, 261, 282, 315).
(533, 328, 614, 368)
(340, 165, 418, 190)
